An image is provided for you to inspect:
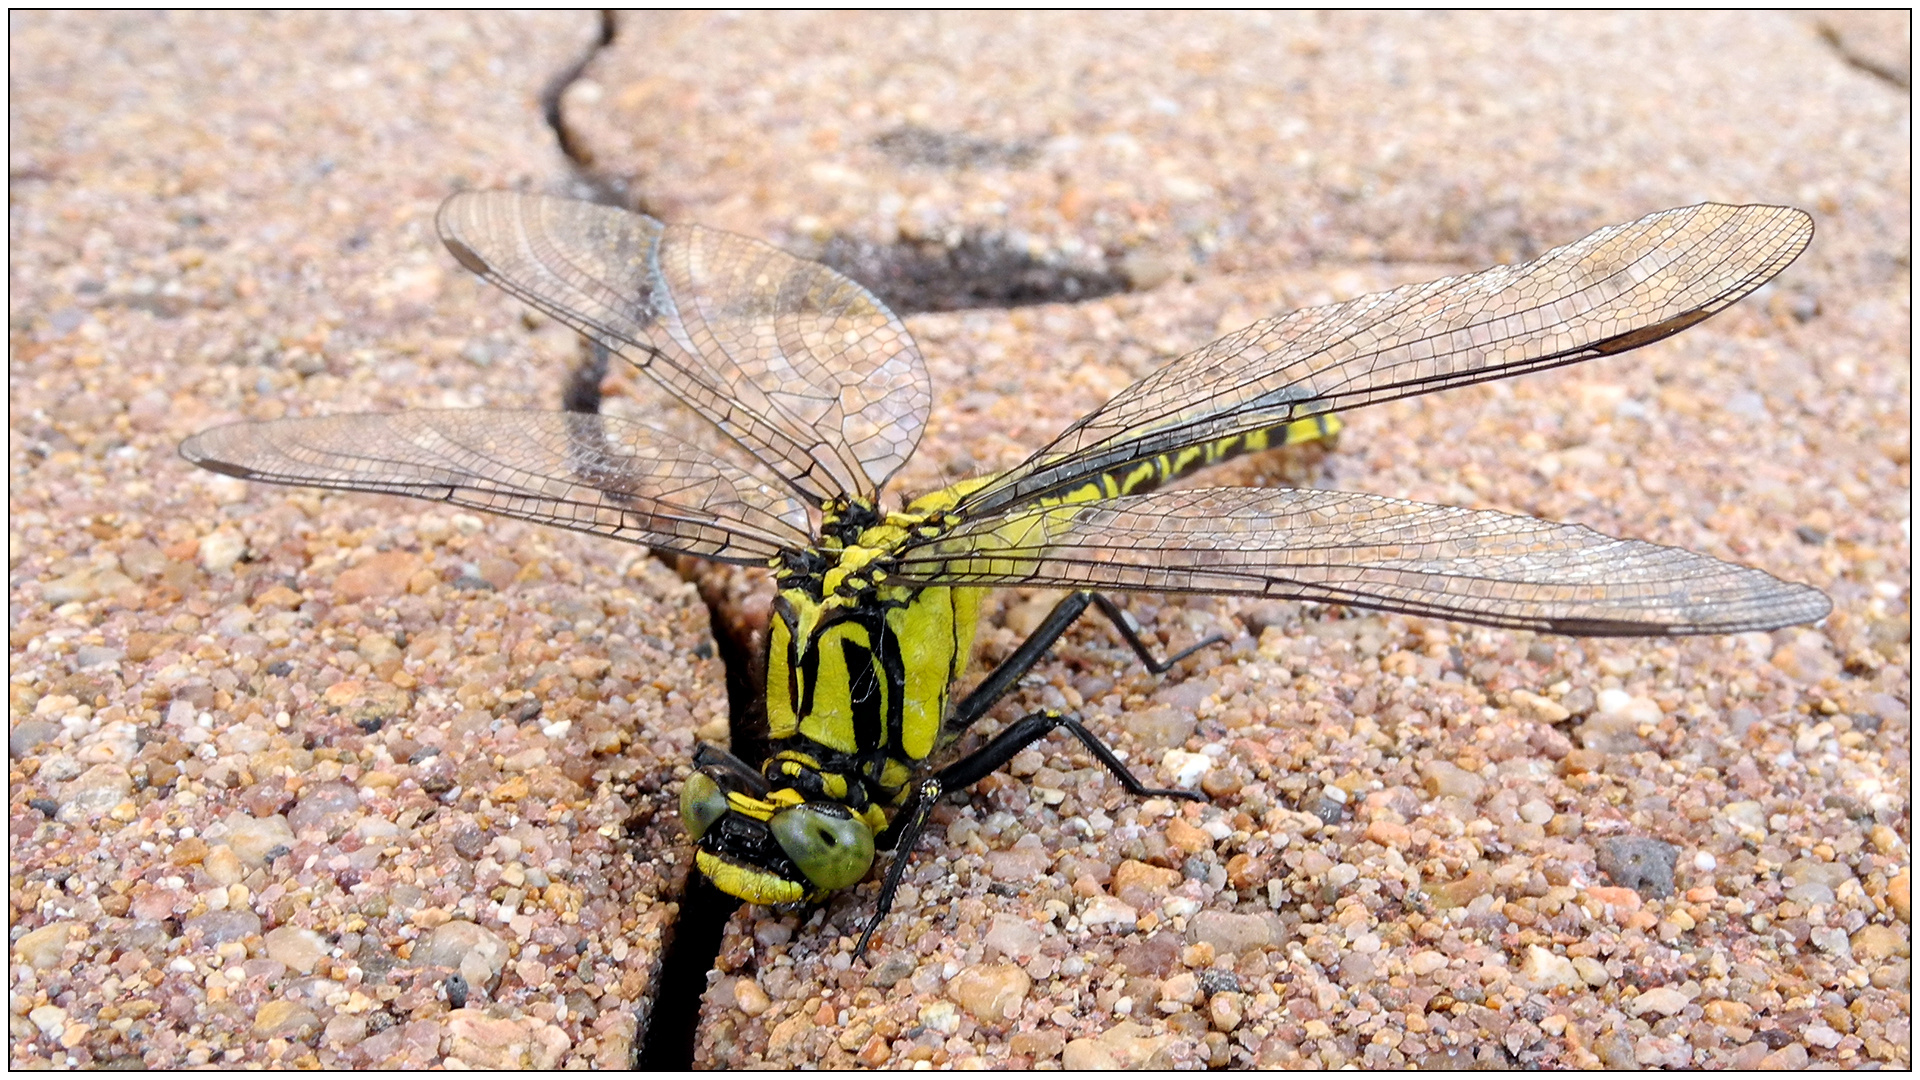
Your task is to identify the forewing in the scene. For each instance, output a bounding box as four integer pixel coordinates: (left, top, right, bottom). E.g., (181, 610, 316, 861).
(894, 488, 1830, 635)
(957, 203, 1813, 516)
(179, 410, 813, 563)
(436, 191, 932, 503)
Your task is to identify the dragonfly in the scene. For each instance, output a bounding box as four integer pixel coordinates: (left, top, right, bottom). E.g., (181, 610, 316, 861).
(181, 192, 1828, 956)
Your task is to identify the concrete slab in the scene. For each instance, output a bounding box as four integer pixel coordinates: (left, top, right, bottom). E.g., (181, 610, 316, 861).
(564, 12, 1906, 310)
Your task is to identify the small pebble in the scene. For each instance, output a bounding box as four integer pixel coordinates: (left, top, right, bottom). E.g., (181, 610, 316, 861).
(1364, 820, 1411, 848)
(203, 844, 246, 885)
(58, 763, 132, 821)
(332, 550, 420, 602)
(1208, 992, 1244, 1032)
(734, 978, 771, 1016)
(187, 908, 261, 944)
(224, 814, 297, 865)
(1063, 1021, 1170, 1069)
(29, 1004, 68, 1039)
(983, 913, 1041, 959)
(73, 645, 123, 669)
(263, 925, 330, 974)
(917, 999, 960, 1035)
(1788, 881, 1837, 905)
(986, 838, 1051, 881)
(1759, 1043, 1810, 1069)
(287, 781, 361, 837)
(1572, 957, 1610, 987)
(1419, 760, 1484, 802)
(1596, 836, 1677, 898)
(416, 920, 512, 988)
(946, 963, 1031, 1024)
(1157, 971, 1199, 1006)
(1629, 986, 1691, 1017)
(197, 530, 246, 572)
(252, 999, 320, 1040)
(41, 564, 136, 604)
(446, 1011, 540, 1068)
(1427, 869, 1492, 909)
(1185, 909, 1271, 954)
(1595, 688, 1661, 723)
(9, 718, 60, 758)
(1803, 1024, 1843, 1049)
(1850, 924, 1908, 960)
(1519, 945, 1583, 991)
(13, 921, 77, 970)
(1633, 1034, 1692, 1067)
(323, 1014, 368, 1049)
(1510, 689, 1571, 722)
(1079, 895, 1138, 930)
(1576, 710, 1648, 753)
(1112, 859, 1181, 907)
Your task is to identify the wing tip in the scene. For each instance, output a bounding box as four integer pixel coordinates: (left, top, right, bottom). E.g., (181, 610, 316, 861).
(434, 191, 503, 275)
(187, 456, 259, 481)
(442, 236, 493, 276)
(177, 431, 253, 480)
(1545, 579, 1832, 637)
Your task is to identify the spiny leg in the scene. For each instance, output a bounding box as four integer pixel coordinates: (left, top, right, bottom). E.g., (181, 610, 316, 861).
(936, 708, 1205, 798)
(854, 777, 941, 959)
(1089, 593, 1227, 675)
(858, 595, 1222, 957)
(855, 708, 1203, 959)
(948, 591, 1228, 732)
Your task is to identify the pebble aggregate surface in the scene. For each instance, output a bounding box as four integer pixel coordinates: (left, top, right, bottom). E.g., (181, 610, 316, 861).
(10, 12, 713, 1069)
(10, 10, 1912, 1070)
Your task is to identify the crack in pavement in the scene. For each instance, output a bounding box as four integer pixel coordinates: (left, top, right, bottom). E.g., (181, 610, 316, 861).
(1815, 18, 1911, 90)
(533, 14, 740, 1069)
(541, 10, 628, 206)
(539, 12, 1135, 316)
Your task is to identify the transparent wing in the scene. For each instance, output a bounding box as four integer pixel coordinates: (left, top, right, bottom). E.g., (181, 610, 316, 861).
(437, 191, 932, 505)
(894, 488, 1830, 635)
(956, 203, 1813, 516)
(180, 410, 814, 563)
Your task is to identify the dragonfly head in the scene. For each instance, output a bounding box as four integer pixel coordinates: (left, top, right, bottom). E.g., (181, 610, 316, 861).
(680, 746, 876, 906)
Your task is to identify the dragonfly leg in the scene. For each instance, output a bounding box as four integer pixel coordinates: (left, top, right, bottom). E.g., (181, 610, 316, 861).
(856, 707, 1203, 959)
(866, 594, 1219, 958)
(948, 593, 1093, 731)
(1088, 592, 1227, 674)
(949, 592, 1227, 731)
(856, 777, 943, 959)
(935, 708, 1204, 800)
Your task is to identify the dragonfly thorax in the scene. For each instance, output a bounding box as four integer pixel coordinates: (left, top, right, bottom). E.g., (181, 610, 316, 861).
(776, 496, 967, 605)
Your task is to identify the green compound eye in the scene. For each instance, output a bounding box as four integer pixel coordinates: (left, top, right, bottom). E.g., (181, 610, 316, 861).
(771, 803, 875, 893)
(679, 771, 730, 841)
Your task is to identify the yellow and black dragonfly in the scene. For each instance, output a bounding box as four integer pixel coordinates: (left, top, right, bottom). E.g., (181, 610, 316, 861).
(181, 193, 1828, 956)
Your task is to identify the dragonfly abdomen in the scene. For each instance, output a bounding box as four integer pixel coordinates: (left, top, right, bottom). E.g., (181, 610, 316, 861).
(1044, 413, 1342, 506)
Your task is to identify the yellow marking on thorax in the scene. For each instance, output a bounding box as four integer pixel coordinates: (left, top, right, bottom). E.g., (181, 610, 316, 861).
(766, 607, 801, 741)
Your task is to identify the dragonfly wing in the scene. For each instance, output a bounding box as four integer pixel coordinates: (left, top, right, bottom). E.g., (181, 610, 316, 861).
(180, 410, 814, 563)
(436, 192, 932, 504)
(894, 487, 1831, 635)
(957, 203, 1813, 516)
